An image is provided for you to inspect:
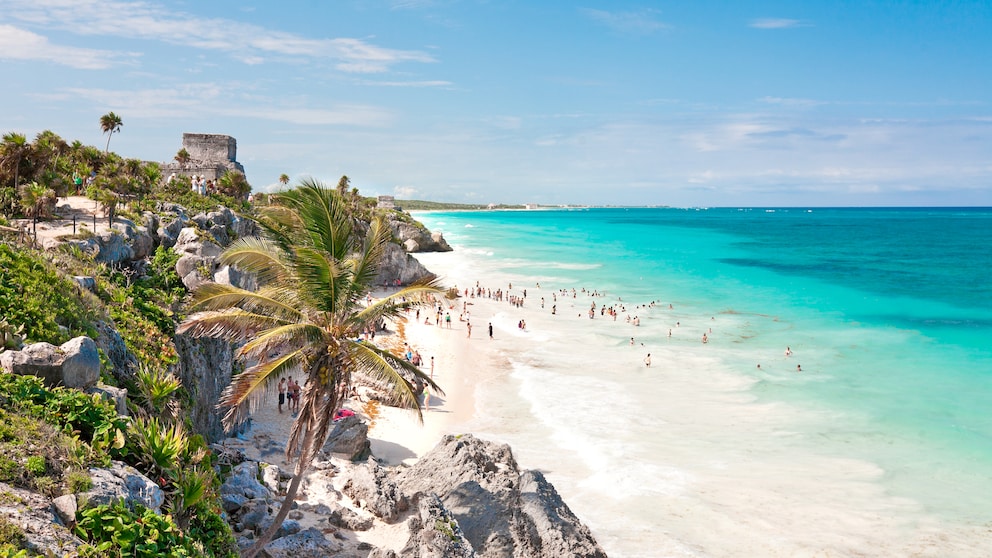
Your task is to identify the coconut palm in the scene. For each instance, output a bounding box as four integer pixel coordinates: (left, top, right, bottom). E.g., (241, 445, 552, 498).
(177, 178, 444, 557)
(99, 112, 123, 153)
(279, 173, 290, 187)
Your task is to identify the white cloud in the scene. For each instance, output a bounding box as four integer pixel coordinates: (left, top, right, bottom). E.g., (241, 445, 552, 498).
(393, 186, 418, 198)
(581, 8, 671, 35)
(0, 24, 132, 69)
(749, 18, 809, 29)
(759, 96, 827, 107)
(3, 0, 435, 72)
(54, 84, 393, 126)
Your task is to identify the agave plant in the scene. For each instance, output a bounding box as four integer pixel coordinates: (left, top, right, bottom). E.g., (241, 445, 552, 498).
(133, 365, 182, 422)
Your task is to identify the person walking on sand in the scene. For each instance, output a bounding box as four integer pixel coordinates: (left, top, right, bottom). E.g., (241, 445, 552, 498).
(277, 377, 286, 414)
(488, 322, 494, 339)
(466, 322, 473, 338)
(445, 312, 451, 329)
(644, 353, 652, 367)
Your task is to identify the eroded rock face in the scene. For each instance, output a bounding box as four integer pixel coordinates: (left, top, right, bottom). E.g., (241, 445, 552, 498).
(173, 331, 237, 442)
(342, 458, 408, 522)
(400, 494, 476, 558)
(0, 336, 100, 390)
(389, 219, 453, 253)
(80, 461, 165, 512)
(394, 435, 608, 558)
(375, 243, 433, 286)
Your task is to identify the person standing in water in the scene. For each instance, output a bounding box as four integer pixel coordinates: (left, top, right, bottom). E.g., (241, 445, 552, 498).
(644, 353, 652, 367)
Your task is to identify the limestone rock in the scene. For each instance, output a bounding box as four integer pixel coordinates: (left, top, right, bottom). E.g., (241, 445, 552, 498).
(395, 434, 608, 558)
(0, 482, 83, 556)
(173, 331, 238, 442)
(51, 494, 78, 527)
(0, 336, 100, 390)
(375, 243, 434, 286)
(518, 470, 608, 558)
(342, 457, 408, 522)
(72, 275, 96, 293)
(59, 336, 101, 389)
(259, 526, 343, 558)
(326, 504, 374, 531)
(221, 461, 271, 501)
(400, 493, 476, 558)
(93, 320, 138, 386)
(320, 414, 371, 461)
(388, 219, 452, 253)
(81, 461, 165, 512)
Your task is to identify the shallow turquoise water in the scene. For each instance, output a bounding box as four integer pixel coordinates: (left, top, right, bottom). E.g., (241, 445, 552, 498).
(414, 207, 992, 555)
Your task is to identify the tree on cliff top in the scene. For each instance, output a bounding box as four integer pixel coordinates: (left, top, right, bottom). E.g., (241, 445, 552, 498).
(99, 112, 123, 153)
(178, 178, 444, 557)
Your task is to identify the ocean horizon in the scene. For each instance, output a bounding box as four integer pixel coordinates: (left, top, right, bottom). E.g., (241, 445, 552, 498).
(412, 206, 992, 557)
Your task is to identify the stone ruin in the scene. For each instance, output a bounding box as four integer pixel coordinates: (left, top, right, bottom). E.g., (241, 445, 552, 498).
(160, 133, 246, 181)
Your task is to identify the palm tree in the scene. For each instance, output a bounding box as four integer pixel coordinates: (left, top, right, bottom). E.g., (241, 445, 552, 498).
(1, 132, 29, 187)
(99, 112, 123, 153)
(177, 178, 444, 557)
(174, 148, 190, 171)
(279, 173, 290, 188)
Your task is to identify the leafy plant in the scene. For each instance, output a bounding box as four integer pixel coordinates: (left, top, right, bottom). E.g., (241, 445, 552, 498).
(129, 416, 187, 479)
(75, 501, 199, 557)
(133, 365, 182, 422)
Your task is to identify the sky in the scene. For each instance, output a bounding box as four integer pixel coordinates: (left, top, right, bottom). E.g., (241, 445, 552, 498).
(1, 0, 990, 207)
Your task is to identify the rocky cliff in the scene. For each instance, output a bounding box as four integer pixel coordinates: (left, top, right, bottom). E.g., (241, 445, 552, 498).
(218, 432, 608, 558)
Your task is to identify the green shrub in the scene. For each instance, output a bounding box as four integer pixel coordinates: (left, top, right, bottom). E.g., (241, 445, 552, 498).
(75, 501, 200, 557)
(23, 456, 45, 476)
(0, 244, 98, 345)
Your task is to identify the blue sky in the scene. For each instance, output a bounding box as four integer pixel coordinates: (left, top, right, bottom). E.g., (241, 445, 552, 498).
(1, 0, 990, 206)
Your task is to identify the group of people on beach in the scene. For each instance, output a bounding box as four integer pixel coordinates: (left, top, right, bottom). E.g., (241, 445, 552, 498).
(277, 377, 301, 414)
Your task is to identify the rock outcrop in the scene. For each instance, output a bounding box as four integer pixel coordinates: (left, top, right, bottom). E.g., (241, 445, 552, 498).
(0, 336, 100, 390)
(173, 331, 238, 442)
(79, 461, 165, 512)
(388, 218, 452, 253)
(0, 482, 83, 556)
(222, 429, 606, 558)
(394, 435, 607, 558)
(376, 243, 435, 286)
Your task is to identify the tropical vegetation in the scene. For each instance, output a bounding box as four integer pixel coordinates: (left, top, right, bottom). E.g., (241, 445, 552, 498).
(0, 124, 448, 556)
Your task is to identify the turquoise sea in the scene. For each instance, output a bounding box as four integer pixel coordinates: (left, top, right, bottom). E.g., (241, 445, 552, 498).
(413, 207, 992, 557)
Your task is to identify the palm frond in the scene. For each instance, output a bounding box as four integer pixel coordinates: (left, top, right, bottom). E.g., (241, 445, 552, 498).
(185, 282, 303, 321)
(218, 350, 303, 430)
(350, 215, 393, 289)
(350, 341, 437, 423)
(176, 309, 289, 342)
(218, 236, 290, 285)
(235, 323, 326, 361)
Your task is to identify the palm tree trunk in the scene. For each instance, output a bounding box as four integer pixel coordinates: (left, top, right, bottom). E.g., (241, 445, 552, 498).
(105, 132, 112, 154)
(242, 427, 318, 558)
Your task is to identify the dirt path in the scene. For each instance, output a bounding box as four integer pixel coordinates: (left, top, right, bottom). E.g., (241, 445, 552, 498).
(13, 196, 115, 247)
